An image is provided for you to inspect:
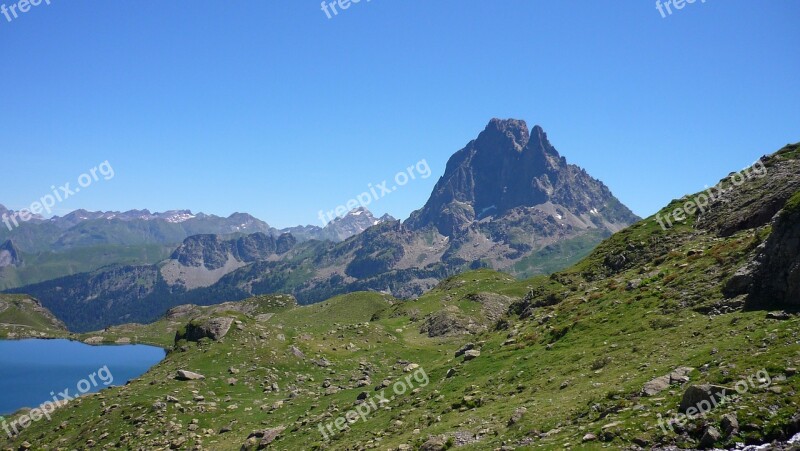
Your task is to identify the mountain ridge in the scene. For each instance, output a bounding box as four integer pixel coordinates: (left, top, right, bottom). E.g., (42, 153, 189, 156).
(8, 119, 641, 332)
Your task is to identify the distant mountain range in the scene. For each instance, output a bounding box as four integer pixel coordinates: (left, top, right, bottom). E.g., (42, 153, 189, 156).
(8, 119, 641, 331)
(0, 204, 393, 289)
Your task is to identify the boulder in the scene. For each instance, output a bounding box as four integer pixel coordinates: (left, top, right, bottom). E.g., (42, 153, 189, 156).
(289, 346, 305, 359)
(463, 350, 481, 361)
(241, 426, 285, 450)
(175, 370, 205, 381)
(642, 367, 693, 396)
(721, 413, 739, 436)
(419, 436, 448, 451)
(176, 317, 234, 342)
(699, 426, 722, 449)
(679, 384, 730, 414)
(455, 342, 475, 357)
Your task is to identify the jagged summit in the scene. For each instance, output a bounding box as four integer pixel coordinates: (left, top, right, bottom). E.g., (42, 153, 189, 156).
(407, 119, 637, 235)
(282, 207, 395, 242)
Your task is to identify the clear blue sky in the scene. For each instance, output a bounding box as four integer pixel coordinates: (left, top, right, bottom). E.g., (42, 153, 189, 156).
(1, 1, 798, 228)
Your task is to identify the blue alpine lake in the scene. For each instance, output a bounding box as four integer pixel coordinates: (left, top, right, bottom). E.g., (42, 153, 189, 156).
(0, 339, 165, 415)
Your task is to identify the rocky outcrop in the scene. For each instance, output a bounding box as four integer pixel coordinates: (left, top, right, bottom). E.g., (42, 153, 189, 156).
(0, 239, 22, 268)
(420, 309, 483, 337)
(171, 233, 295, 270)
(176, 317, 234, 342)
(747, 191, 800, 307)
(725, 190, 800, 308)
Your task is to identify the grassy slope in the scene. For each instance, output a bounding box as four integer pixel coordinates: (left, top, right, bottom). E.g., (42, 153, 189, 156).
(2, 146, 800, 450)
(0, 294, 69, 339)
(3, 259, 798, 450)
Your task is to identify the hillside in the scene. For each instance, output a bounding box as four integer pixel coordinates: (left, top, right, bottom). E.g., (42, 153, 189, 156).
(2, 143, 799, 450)
(0, 294, 68, 339)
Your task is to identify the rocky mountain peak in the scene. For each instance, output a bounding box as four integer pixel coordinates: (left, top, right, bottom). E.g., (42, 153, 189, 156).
(322, 208, 395, 242)
(407, 119, 637, 235)
(478, 118, 531, 152)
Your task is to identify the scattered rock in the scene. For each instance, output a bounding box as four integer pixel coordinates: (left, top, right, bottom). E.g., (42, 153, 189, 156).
(83, 336, 104, 345)
(242, 426, 285, 450)
(312, 357, 331, 367)
(176, 370, 206, 381)
(721, 413, 739, 436)
(767, 311, 792, 320)
(508, 407, 527, 426)
(699, 426, 722, 449)
(289, 346, 305, 359)
(419, 436, 448, 451)
(455, 343, 475, 357)
(463, 350, 480, 361)
(626, 279, 642, 290)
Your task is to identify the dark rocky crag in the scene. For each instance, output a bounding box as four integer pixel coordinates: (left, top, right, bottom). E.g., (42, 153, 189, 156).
(408, 119, 638, 235)
(171, 233, 296, 270)
(725, 190, 800, 308)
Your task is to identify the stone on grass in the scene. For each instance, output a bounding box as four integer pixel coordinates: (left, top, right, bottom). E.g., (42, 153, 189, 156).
(176, 370, 205, 381)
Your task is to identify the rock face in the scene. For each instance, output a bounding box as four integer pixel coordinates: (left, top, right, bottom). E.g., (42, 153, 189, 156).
(170, 233, 295, 270)
(745, 191, 800, 307)
(0, 239, 22, 268)
(420, 310, 481, 337)
(407, 119, 639, 235)
(176, 317, 234, 342)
